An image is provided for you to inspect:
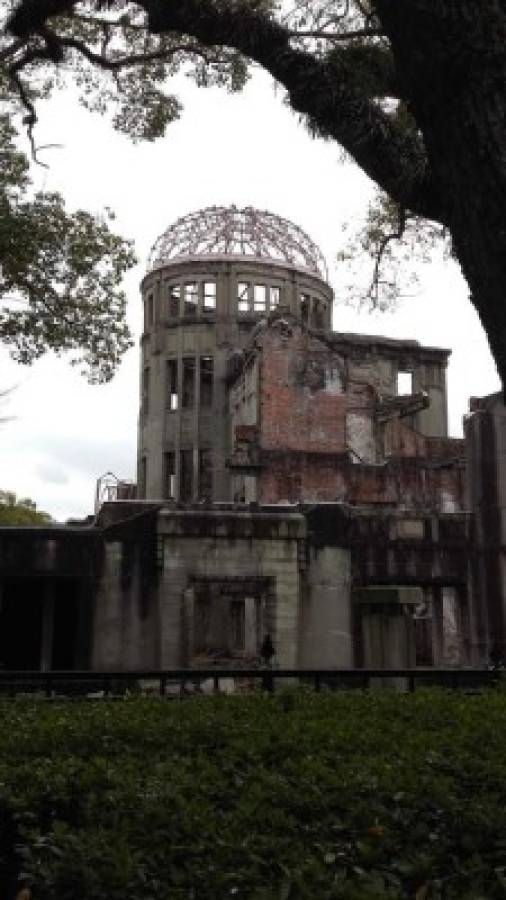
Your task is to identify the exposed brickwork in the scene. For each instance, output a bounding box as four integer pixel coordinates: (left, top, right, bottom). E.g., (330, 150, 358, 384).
(258, 451, 465, 511)
(229, 316, 465, 513)
(259, 326, 357, 453)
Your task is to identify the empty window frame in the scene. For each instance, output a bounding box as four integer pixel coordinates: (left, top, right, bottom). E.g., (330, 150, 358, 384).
(168, 283, 181, 318)
(184, 282, 198, 317)
(180, 449, 194, 502)
(195, 595, 211, 653)
(270, 286, 280, 309)
(312, 299, 326, 330)
(200, 356, 213, 407)
(397, 371, 413, 395)
(300, 292, 310, 323)
(237, 281, 250, 313)
(166, 359, 178, 410)
(144, 292, 154, 331)
(412, 599, 433, 666)
(163, 451, 176, 499)
(203, 281, 216, 311)
(229, 599, 245, 652)
(182, 357, 195, 409)
(198, 448, 213, 500)
(142, 366, 150, 415)
(254, 284, 267, 312)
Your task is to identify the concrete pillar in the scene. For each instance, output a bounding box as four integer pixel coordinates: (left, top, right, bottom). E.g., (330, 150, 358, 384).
(245, 596, 257, 656)
(40, 582, 55, 672)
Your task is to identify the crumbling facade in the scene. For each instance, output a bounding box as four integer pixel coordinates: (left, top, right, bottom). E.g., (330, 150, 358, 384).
(0, 207, 503, 673)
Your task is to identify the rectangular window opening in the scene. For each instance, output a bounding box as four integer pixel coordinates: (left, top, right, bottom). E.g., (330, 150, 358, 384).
(168, 283, 181, 318)
(198, 448, 213, 500)
(163, 451, 176, 499)
(180, 449, 193, 502)
(312, 299, 326, 330)
(145, 293, 154, 330)
(182, 357, 195, 409)
(397, 371, 413, 395)
(229, 599, 245, 652)
(254, 284, 267, 312)
(195, 596, 211, 653)
(237, 281, 250, 313)
(200, 356, 213, 407)
(166, 359, 178, 411)
(203, 281, 216, 310)
(270, 286, 280, 309)
(184, 282, 198, 317)
(300, 293, 310, 323)
(142, 367, 150, 415)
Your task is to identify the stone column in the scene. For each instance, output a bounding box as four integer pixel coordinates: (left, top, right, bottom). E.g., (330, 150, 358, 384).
(244, 596, 257, 656)
(40, 581, 55, 672)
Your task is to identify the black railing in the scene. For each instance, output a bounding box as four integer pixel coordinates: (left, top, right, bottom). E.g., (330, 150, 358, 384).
(0, 667, 498, 697)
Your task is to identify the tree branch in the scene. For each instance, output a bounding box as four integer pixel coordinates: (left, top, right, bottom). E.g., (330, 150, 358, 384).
(8, 0, 443, 221)
(134, 0, 440, 219)
(71, 12, 147, 32)
(369, 206, 406, 305)
(288, 27, 383, 41)
(7, 69, 46, 166)
(56, 34, 197, 71)
(0, 38, 25, 63)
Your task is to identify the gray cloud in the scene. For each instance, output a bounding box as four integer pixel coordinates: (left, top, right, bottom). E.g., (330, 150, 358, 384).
(36, 462, 69, 485)
(35, 434, 136, 482)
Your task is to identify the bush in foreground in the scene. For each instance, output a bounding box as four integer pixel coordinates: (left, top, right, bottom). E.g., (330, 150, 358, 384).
(0, 689, 506, 899)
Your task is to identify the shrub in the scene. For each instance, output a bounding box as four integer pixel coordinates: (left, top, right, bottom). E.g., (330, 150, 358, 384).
(0, 690, 505, 899)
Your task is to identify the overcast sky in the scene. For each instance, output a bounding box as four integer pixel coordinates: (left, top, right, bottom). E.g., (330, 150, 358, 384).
(0, 70, 500, 522)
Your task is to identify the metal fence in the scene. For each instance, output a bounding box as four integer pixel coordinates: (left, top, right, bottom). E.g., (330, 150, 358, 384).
(0, 668, 499, 697)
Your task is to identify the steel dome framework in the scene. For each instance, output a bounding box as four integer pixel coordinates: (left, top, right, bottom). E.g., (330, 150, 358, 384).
(147, 205, 328, 280)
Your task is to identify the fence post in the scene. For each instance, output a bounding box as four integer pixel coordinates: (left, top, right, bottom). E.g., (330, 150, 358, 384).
(159, 675, 166, 697)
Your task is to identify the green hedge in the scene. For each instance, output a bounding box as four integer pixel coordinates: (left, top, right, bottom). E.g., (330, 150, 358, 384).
(1, 689, 506, 899)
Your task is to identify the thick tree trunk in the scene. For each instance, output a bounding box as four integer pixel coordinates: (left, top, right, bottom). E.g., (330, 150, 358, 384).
(376, 0, 506, 390)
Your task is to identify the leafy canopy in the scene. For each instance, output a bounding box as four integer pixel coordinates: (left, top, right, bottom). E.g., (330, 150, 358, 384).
(0, 0, 447, 312)
(4, 0, 506, 380)
(0, 488, 52, 522)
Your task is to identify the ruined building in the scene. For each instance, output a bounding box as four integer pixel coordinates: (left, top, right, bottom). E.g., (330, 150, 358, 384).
(0, 207, 504, 672)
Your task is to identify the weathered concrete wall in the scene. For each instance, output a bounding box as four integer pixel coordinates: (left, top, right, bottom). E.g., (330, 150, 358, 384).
(257, 451, 466, 512)
(157, 509, 304, 668)
(91, 506, 307, 670)
(329, 333, 450, 437)
(91, 536, 162, 670)
(300, 546, 353, 667)
(0, 494, 485, 672)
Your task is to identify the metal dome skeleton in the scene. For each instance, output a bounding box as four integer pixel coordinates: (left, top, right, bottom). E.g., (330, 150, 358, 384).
(147, 206, 328, 280)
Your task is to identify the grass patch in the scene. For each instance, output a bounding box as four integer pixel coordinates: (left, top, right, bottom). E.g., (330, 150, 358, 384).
(1, 689, 506, 899)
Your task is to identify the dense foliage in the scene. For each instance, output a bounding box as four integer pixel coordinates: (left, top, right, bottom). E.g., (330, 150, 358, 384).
(1, 689, 506, 899)
(0, 489, 51, 523)
(0, 113, 135, 381)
